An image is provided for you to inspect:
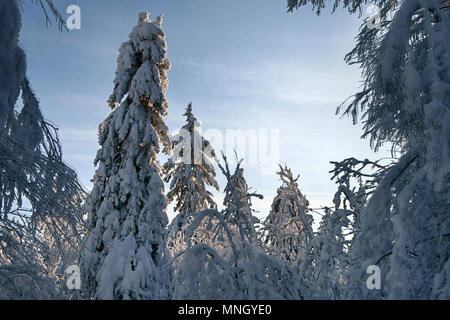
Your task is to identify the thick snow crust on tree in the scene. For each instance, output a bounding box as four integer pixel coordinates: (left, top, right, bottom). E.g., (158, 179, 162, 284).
(82, 12, 172, 300)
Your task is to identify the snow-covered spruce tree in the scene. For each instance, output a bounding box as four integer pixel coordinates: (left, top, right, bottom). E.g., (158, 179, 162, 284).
(261, 165, 313, 275)
(337, 0, 450, 299)
(287, 0, 450, 299)
(163, 102, 219, 256)
(173, 154, 304, 299)
(81, 12, 172, 300)
(0, 0, 85, 299)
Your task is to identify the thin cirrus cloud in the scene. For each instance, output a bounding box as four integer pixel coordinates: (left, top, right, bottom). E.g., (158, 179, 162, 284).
(172, 56, 362, 106)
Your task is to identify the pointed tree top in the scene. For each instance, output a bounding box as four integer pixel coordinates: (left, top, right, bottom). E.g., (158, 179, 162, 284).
(138, 11, 151, 24)
(184, 101, 193, 116)
(278, 164, 300, 187)
(154, 13, 164, 28)
(183, 102, 199, 128)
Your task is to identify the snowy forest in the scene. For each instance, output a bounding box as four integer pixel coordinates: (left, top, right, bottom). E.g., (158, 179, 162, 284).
(0, 0, 449, 300)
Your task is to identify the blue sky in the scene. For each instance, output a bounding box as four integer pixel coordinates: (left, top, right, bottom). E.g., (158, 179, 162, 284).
(19, 0, 390, 226)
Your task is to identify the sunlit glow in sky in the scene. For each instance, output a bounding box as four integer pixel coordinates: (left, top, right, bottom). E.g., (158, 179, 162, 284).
(20, 0, 391, 227)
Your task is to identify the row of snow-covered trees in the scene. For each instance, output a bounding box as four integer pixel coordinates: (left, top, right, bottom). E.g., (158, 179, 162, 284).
(78, 11, 306, 300)
(1, 0, 449, 299)
(79, 0, 450, 300)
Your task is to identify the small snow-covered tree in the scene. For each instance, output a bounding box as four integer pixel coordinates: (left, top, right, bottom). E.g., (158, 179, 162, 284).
(261, 165, 313, 275)
(299, 207, 350, 299)
(163, 102, 219, 256)
(223, 161, 261, 245)
(173, 155, 304, 299)
(81, 12, 172, 300)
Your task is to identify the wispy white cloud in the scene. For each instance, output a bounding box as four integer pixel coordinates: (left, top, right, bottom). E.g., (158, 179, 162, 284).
(174, 57, 361, 105)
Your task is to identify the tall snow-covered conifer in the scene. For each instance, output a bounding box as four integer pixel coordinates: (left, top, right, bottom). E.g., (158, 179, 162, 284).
(82, 12, 172, 300)
(163, 102, 219, 255)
